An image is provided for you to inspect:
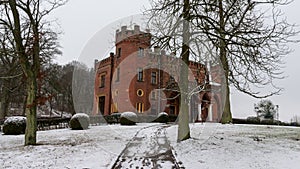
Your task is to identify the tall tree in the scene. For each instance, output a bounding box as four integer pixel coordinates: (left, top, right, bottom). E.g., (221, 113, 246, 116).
(0, 0, 66, 145)
(147, 0, 224, 141)
(192, 0, 298, 123)
(72, 61, 95, 115)
(147, 0, 196, 141)
(0, 28, 24, 119)
(177, 0, 191, 141)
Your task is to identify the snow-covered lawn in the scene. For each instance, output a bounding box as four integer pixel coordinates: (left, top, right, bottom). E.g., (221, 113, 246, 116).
(0, 123, 152, 169)
(167, 123, 300, 169)
(1, 123, 300, 169)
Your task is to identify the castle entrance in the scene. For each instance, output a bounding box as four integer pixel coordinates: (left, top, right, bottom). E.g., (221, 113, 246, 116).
(201, 94, 210, 122)
(98, 96, 105, 115)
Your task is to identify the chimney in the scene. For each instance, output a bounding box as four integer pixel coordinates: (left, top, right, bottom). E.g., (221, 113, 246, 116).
(121, 26, 127, 32)
(110, 52, 114, 57)
(94, 59, 99, 70)
(134, 25, 140, 33)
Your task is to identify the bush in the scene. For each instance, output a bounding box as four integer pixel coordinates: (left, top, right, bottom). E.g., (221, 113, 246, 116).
(246, 116, 261, 124)
(2, 116, 26, 135)
(261, 119, 274, 125)
(120, 112, 137, 125)
(69, 113, 90, 130)
(168, 115, 178, 122)
(154, 112, 169, 123)
(232, 118, 247, 124)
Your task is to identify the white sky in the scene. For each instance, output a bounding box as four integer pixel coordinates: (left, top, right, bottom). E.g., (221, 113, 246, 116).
(50, 0, 300, 122)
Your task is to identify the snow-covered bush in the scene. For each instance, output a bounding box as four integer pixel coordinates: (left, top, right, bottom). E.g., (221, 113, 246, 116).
(154, 112, 169, 123)
(2, 116, 26, 135)
(69, 113, 90, 130)
(120, 112, 138, 125)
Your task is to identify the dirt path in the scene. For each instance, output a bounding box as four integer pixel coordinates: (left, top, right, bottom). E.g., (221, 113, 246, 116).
(111, 124, 183, 169)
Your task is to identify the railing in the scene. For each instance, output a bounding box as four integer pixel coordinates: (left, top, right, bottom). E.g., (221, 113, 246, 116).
(1, 114, 179, 133)
(37, 117, 71, 130)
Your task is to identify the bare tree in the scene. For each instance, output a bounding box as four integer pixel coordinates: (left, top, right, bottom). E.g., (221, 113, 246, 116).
(0, 28, 24, 119)
(146, 0, 226, 141)
(0, 0, 66, 145)
(146, 0, 298, 128)
(145, 0, 194, 141)
(192, 0, 298, 123)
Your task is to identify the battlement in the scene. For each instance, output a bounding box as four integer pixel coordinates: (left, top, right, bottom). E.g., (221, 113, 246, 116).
(115, 25, 150, 44)
(94, 53, 114, 71)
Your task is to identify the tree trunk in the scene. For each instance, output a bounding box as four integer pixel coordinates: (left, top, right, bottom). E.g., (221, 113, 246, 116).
(22, 95, 27, 116)
(25, 74, 37, 145)
(177, 0, 191, 142)
(178, 64, 190, 141)
(8, 0, 38, 145)
(218, 0, 232, 123)
(0, 87, 9, 119)
(0, 102, 5, 120)
(221, 75, 232, 123)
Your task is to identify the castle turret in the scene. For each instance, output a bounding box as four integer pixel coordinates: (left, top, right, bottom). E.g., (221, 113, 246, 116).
(115, 25, 151, 60)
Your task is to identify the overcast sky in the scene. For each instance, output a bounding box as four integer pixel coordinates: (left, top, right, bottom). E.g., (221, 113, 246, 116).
(50, 0, 300, 122)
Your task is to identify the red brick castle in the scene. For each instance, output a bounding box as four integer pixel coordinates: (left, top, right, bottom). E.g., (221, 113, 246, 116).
(93, 25, 222, 122)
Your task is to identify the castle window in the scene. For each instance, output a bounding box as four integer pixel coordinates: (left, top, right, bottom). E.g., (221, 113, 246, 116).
(117, 48, 121, 57)
(137, 89, 144, 97)
(116, 67, 120, 82)
(137, 68, 143, 82)
(151, 71, 157, 84)
(136, 102, 144, 113)
(111, 103, 118, 113)
(151, 106, 157, 114)
(151, 90, 156, 100)
(138, 47, 144, 57)
(100, 74, 105, 88)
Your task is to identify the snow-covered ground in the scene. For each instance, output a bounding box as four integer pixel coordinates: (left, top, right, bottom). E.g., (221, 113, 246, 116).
(0, 123, 152, 169)
(1, 123, 300, 169)
(167, 123, 300, 169)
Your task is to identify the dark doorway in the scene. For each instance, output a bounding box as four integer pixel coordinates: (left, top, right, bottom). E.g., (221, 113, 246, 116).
(201, 94, 210, 122)
(99, 96, 105, 115)
(169, 105, 176, 115)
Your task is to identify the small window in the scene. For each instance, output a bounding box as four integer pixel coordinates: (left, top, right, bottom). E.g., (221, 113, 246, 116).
(116, 67, 120, 82)
(136, 102, 144, 113)
(138, 47, 144, 57)
(137, 68, 143, 82)
(100, 74, 105, 88)
(111, 103, 118, 113)
(151, 90, 156, 100)
(151, 107, 157, 114)
(169, 76, 175, 82)
(137, 89, 144, 97)
(117, 48, 121, 57)
(151, 71, 157, 84)
(114, 89, 119, 96)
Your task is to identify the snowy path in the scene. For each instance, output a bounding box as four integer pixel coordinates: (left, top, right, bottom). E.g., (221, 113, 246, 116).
(111, 124, 183, 169)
